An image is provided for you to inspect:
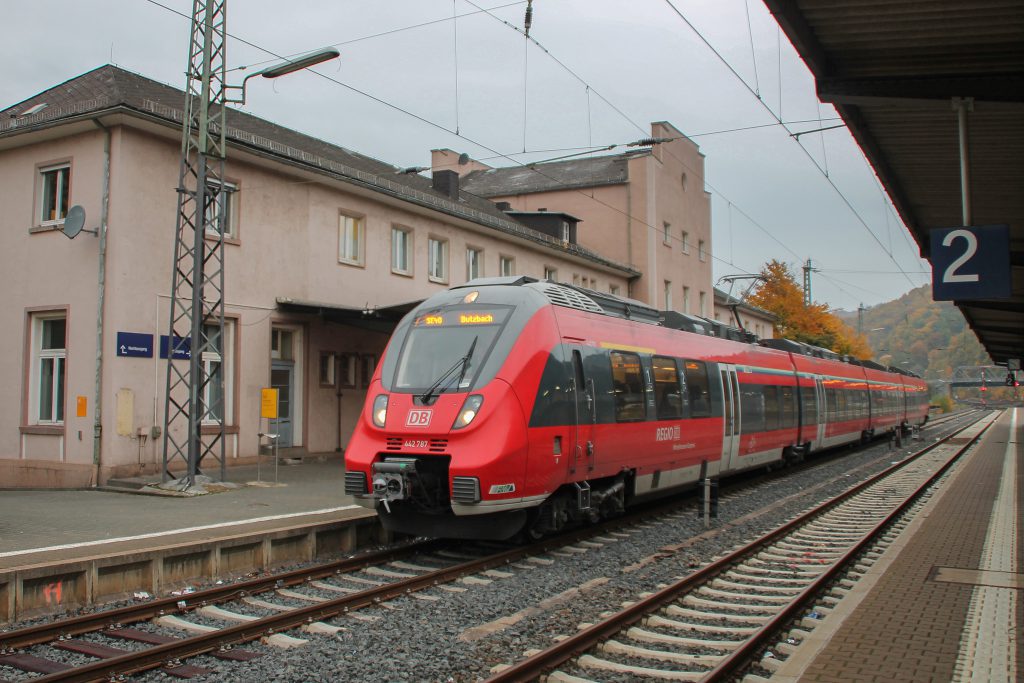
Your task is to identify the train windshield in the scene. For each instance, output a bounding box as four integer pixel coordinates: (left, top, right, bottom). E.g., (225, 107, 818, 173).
(393, 307, 511, 393)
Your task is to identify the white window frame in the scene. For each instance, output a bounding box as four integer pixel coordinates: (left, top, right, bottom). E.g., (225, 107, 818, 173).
(664, 280, 673, 310)
(499, 255, 515, 277)
(698, 239, 707, 262)
(30, 313, 67, 425)
(427, 236, 449, 283)
(543, 266, 557, 282)
(466, 247, 483, 281)
(38, 163, 71, 226)
(681, 230, 690, 254)
(683, 286, 690, 314)
(699, 291, 708, 317)
(201, 320, 234, 425)
(609, 284, 620, 296)
(560, 221, 571, 243)
(338, 213, 365, 266)
(204, 179, 238, 239)
(662, 221, 671, 246)
(391, 225, 412, 275)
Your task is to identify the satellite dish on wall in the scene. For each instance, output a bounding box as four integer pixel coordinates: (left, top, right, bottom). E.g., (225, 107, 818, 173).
(457, 153, 470, 165)
(62, 205, 97, 239)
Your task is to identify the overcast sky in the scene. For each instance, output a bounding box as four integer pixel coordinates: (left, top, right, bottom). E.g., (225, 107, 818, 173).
(2, 0, 933, 309)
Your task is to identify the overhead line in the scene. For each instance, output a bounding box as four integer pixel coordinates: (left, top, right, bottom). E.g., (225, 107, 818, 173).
(141, 0, 873, 304)
(662, 0, 919, 289)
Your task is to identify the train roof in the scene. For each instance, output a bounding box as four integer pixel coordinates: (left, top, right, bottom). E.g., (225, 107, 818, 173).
(451, 277, 923, 380)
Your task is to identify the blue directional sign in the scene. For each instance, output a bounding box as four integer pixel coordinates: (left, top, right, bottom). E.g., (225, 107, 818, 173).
(160, 335, 192, 360)
(116, 332, 154, 358)
(931, 224, 1011, 301)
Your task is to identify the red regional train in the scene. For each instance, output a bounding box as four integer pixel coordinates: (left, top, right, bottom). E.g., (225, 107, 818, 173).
(344, 277, 929, 540)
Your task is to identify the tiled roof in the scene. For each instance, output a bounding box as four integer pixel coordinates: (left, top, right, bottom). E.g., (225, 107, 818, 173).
(1, 65, 639, 277)
(461, 152, 643, 197)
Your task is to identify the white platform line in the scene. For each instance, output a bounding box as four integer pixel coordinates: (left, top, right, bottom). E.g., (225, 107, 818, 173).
(954, 409, 1019, 683)
(0, 505, 361, 558)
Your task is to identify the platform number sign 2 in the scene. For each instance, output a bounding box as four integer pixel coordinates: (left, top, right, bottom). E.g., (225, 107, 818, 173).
(930, 225, 1011, 301)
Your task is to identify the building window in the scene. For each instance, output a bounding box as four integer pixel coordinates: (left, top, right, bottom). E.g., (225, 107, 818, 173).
(664, 281, 673, 310)
(609, 284, 620, 296)
(32, 314, 66, 424)
(699, 291, 707, 316)
(560, 221, 570, 243)
(466, 247, 483, 281)
(338, 213, 365, 266)
(39, 163, 70, 225)
(391, 226, 412, 275)
(204, 180, 238, 239)
(337, 353, 358, 388)
(499, 255, 515, 276)
(681, 230, 690, 254)
(682, 286, 690, 314)
(271, 328, 293, 360)
(319, 352, 336, 387)
(663, 222, 671, 246)
(428, 237, 449, 283)
(698, 239, 707, 262)
(201, 322, 233, 425)
(544, 266, 557, 281)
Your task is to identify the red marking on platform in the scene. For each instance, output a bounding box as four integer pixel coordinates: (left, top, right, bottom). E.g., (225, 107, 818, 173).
(41, 580, 63, 605)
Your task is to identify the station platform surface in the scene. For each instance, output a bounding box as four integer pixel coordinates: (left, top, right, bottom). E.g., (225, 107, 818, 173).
(0, 455, 374, 571)
(773, 409, 1022, 682)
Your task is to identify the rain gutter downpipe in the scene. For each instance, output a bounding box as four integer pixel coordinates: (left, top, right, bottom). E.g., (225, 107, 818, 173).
(92, 118, 111, 486)
(954, 97, 973, 225)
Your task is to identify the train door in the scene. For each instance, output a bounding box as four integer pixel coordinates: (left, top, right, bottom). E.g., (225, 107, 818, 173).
(814, 377, 826, 446)
(719, 364, 741, 472)
(572, 349, 596, 474)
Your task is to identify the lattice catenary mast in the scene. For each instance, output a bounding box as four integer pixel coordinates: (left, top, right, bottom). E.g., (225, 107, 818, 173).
(161, 0, 229, 486)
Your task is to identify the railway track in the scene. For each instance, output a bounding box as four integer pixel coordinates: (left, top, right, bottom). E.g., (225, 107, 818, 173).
(0, 411, 978, 682)
(484, 411, 994, 682)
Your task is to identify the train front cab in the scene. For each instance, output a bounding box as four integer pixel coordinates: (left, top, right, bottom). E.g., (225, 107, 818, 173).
(344, 280, 561, 540)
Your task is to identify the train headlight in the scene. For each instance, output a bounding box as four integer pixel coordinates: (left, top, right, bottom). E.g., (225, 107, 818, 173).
(371, 394, 389, 428)
(452, 394, 484, 429)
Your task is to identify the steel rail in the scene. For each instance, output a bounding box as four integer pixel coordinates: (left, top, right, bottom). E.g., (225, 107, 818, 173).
(0, 538, 442, 651)
(27, 516, 646, 682)
(484, 411, 994, 682)
(7, 413, 973, 679)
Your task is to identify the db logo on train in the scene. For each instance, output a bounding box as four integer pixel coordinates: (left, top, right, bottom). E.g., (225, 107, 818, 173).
(406, 410, 432, 427)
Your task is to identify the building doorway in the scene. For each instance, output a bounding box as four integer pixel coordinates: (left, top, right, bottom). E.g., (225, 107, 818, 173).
(271, 326, 302, 448)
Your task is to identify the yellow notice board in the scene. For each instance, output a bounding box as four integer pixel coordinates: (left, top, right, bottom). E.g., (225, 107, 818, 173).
(261, 388, 279, 419)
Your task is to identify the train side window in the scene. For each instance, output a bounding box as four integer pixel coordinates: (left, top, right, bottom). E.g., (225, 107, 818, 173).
(652, 356, 683, 420)
(740, 383, 765, 431)
(528, 350, 575, 427)
(763, 385, 780, 430)
(683, 360, 712, 418)
(801, 385, 817, 424)
(610, 351, 646, 421)
(780, 386, 796, 428)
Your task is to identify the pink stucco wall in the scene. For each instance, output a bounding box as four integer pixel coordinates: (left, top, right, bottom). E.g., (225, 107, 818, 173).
(0, 118, 633, 486)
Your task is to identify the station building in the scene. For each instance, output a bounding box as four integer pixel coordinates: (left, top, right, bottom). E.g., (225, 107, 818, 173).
(434, 121, 715, 316)
(0, 65, 723, 488)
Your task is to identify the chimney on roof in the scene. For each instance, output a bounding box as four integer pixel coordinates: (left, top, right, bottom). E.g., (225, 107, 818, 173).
(495, 201, 512, 212)
(432, 169, 460, 201)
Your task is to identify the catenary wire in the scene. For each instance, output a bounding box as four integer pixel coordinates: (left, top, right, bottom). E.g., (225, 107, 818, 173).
(141, 0, 891, 307)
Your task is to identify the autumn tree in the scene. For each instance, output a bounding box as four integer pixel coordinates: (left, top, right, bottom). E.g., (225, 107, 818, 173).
(747, 260, 872, 359)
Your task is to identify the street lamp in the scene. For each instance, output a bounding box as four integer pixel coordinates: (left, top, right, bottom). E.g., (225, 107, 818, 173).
(227, 48, 341, 105)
